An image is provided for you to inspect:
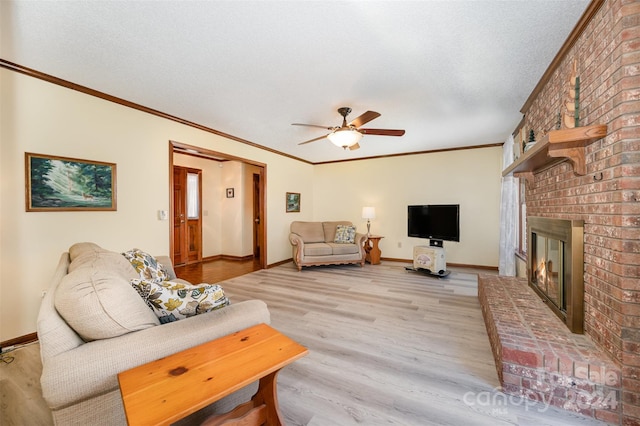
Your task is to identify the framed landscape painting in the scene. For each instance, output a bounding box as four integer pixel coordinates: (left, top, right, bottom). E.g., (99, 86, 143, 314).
(26, 153, 117, 211)
(286, 192, 300, 213)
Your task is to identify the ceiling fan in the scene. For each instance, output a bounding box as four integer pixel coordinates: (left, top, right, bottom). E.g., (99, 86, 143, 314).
(293, 107, 405, 150)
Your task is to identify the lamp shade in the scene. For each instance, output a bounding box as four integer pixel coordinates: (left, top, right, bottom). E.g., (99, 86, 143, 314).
(362, 206, 376, 220)
(327, 128, 363, 148)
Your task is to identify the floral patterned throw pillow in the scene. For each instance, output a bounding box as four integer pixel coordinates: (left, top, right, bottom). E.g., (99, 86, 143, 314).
(130, 279, 230, 324)
(122, 248, 168, 282)
(334, 225, 356, 244)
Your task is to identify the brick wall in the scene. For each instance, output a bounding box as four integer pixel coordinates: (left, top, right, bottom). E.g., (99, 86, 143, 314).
(520, 1, 639, 424)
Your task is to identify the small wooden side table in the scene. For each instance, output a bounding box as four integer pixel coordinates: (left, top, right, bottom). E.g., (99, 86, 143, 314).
(118, 323, 308, 426)
(364, 235, 383, 265)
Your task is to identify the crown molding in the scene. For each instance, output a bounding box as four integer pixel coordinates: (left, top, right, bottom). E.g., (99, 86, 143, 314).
(0, 58, 313, 165)
(2, 58, 503, 166)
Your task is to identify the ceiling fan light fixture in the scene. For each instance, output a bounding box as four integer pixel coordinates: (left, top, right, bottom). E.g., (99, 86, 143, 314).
(327, 128, 363, 149)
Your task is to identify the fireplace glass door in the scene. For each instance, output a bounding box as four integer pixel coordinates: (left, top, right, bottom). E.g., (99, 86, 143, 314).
(531, 232, 564, 312)
(527, 217, 583, 333)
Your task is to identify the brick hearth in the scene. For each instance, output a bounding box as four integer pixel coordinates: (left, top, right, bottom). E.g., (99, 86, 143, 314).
(478, 274, 622, 424)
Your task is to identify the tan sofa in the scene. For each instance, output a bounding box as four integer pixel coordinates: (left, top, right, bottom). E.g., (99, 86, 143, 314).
(289, 221, 367, 271)
(37, 242, 270, 425)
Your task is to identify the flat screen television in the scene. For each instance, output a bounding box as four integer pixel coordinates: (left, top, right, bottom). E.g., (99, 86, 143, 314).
(408, 204, 460, 246)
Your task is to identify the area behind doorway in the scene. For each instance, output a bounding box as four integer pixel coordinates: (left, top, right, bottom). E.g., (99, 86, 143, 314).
(169, 141, 267, 272)
(174, 257, 261, 285)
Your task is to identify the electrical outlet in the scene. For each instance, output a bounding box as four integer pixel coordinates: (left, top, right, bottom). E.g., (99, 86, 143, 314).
(398, 242, 402, 248)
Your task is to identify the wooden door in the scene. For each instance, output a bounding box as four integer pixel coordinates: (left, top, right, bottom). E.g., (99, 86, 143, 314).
(173, 166, 202, 266)
(173, 167, 186, 265)
(252, 173, 262, 261)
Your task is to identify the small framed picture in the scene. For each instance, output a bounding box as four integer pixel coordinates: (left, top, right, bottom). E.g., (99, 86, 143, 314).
(226, 188, 234, 198)
(286, 192, 300, 213)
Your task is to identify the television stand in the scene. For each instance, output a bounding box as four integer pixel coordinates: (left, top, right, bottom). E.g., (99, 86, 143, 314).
(409, 245, 449, 278)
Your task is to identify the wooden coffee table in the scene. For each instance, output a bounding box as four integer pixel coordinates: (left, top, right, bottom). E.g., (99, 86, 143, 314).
(118, 323, 308, 426)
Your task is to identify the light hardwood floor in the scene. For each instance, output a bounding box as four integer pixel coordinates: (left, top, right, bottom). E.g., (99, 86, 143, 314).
(0, 341, 52, 425)
(0, 261, 607, 425)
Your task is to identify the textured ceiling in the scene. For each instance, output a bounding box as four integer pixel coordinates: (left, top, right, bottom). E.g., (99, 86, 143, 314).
(1, 0, 590, 163)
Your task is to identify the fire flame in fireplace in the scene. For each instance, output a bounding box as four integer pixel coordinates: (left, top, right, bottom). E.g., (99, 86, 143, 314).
(536, 258, 558, 303)
(537, 258, 547, 283)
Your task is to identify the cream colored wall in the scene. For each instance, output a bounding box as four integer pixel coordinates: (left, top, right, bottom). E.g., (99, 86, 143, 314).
(313, 147, 502, 267)
(0, 69, 314, 341)
(220, 161, 244, 257)
(0, 68, 501, 341)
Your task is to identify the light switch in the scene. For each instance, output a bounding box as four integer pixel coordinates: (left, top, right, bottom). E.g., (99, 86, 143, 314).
(158, 210, 168, 220)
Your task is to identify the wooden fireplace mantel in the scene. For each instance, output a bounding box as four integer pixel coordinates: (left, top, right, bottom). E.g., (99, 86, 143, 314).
(502, 124, 607, 184)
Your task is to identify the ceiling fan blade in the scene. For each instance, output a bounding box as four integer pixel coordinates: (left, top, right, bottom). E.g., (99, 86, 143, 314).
(349, 111, 381, 128)
(360, 128, 405, 136)
(298, 135, 328, 145)
(348, 143, 361, 151)
(292, 123, 333, 130)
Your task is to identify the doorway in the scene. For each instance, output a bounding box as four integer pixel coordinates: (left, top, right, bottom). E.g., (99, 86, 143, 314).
(169, 141, 267, 270)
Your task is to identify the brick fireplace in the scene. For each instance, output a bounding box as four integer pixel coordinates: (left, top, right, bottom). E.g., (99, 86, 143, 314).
(479, 214, 624, 423)
(479, 274, 622, 423)
(484, 0, 639, 424)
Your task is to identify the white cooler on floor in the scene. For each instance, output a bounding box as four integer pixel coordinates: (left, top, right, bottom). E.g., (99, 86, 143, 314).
(413, 245, 446, 273)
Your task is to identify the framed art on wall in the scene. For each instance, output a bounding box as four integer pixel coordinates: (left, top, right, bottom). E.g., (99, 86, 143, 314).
(25, 152, 117, 211)
(286, 192, 300, 213)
